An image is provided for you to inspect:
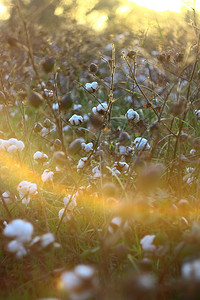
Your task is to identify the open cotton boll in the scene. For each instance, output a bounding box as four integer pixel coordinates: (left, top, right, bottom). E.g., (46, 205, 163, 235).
(7, 240, 27, 259)
(58, 208, 72, 222)
(182, 259, 200, 281)
(16, 141, 25, 151)
(41, 169, 54, 183)
(74, 265, 95, 280)
(2, 191, 12, 205)
(92, 166, 101, 178)
(77, 157, 88, 169)
(96, 102, 108, 114)
(7, 145, 18, 154)
(140, 235, 156, 252)
(63, 195, 77, 210)
(134, 137, 150, 151)
(33, 151, 48, 162)
(69, 114, 83, 126)
(81, 142, 93, 153)
(85, 82, 98, 93)
(40, 233, 55, 248)
(125, 109, 140, 122)
(3, 219, 34, 243)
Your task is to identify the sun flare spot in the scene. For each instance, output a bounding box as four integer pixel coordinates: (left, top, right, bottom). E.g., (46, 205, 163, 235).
(116, 5, 131, 14)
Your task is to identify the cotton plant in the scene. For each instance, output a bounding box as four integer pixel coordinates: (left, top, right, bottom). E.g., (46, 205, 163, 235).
(3, 219, 34, 259)
(92, 102, 108, 115)
(108, 216, 129, 234)
(58, 208, 73, 222)
(63, 194, 77, 210)
(92, 166, 101, 178)
(125, 108, 140, 122)
(0, 138, 25, 153)
(3, 219, 59, 259)
(33, 151, 48, 163)
(69, 114, 83, 126)
(182, 259, 200, 281)
(85, 81, 98, 93)
(118, 145, 133, 156)
(60, 265, 98, 300)
(134, 137, 150, 151)
(140, 235, 156, 252)
(77, 157, 88, 169)
(81, 142, 93, 153)
(17, 181, 38, 205)
(1, 191, 16, 205)
(41, 169, 54, 183)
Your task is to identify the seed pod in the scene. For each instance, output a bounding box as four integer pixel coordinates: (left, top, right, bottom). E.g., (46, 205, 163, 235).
(0, 91, 6, 103)
(53, 151, 66, 164)
(41, 57, 55, 73)
(43, 118, 52, 129)
(119, 131, 130, 145)
(34, 122, 43, 133)
(127, 50, 136, 59)
(103, 182, 116, 197)
(53, 139, 62, 150)
(68, 138, 83, 155)
(60, 93, 73, 111)
(89, 113, 104, 129)
(28, 91, 43, 108)
(89, 63, 98, 73)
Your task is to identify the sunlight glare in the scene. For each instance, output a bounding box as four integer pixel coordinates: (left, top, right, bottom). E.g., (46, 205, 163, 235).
(128, 0, 184, 12)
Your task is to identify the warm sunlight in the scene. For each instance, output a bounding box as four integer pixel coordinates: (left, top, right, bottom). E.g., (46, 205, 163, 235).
(128, 0, 199, 13)
(0, 2, 9, 20)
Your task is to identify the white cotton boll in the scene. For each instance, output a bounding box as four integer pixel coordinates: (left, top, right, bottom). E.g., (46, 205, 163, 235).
(17, 181, 30, 194)
(40, 233, 55, 248)
(92, 107, 97, 114)
(33, 151, 48, 162)
(190, 149, 196, 155)
(41, 169, 54, 183)
(182, 260, 200, 281)
(195, 109, 200, 120)
(3, 219, 34, 243)
(91, 82, 98, 91)
(33, 151, 43, 160)
(85, 82, 98, 93)
(125, 109, 140, 122)
(111, 167, 121, 176)
(28, 183, 38, 195)
(61, 271, 82, 291)
(69, 114, 83, 126)
(7, 145, 18, 154)
(81, 142, 93, 153)
(134, 137, 150, 151)
(7, 240, 27, 258)
(1, 140, 9, 150)
(8, 138, 18, 146)
(96, 102, 108, 114)
(74, 265, 95, 279)
(58, 208, 71, 222)
(108, 217, 124, 234)
(85, 83, 93, 93)
(2, 191, 12, 205)
(41, 127, 49, 137)
(92, 166, 101, 178)
(77, 157, 88, 169)
(17, 141, 25, 151)
(63, 195, 77, 210)
(140, 235, 156, 252)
